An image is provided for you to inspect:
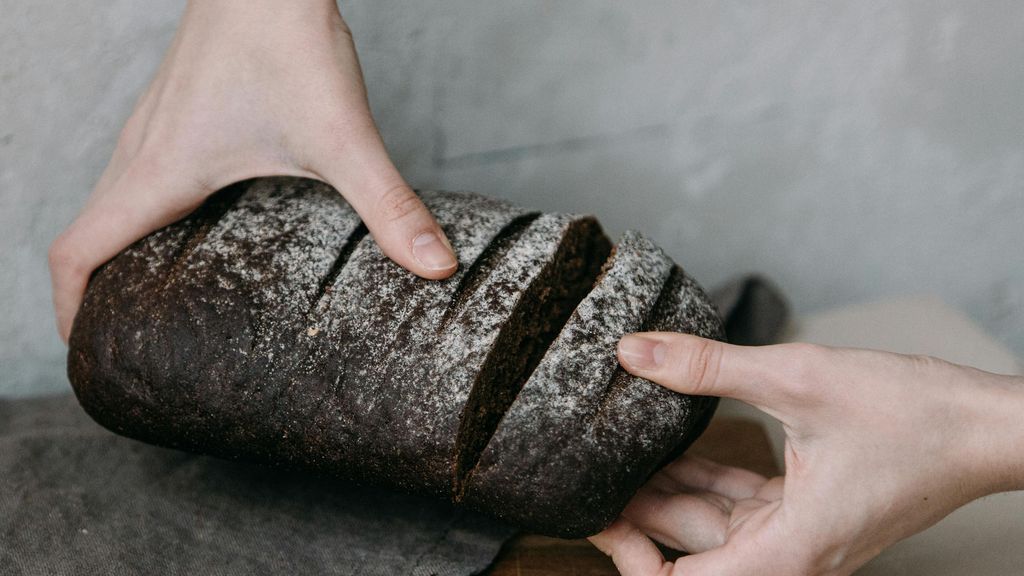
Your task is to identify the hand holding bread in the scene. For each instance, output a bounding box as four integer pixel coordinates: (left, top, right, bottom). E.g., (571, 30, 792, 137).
(48, 0, 455, 343)
(592, 334, 1024, 575)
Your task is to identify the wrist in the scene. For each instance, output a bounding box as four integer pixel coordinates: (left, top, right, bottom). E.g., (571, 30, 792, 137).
(964, 372, 1024, 495)
(190, 0, 338, 11)
(186, 0, 341, 29)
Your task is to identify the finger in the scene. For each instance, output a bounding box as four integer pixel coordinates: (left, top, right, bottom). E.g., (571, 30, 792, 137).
(588, 518, 672, 576)
(659, 456, 767, 501)
(312, 122, 457, 281)
(303, 19, 456, 280)
(671, 540, 808, 576)
(729, 497, 774, 529)
(49, 162, 204, 342)
(669, 507, 803, 576)
(621, 486, 729, 554)
(754, 476, 785, 502)
(644, 469, 680, 494)
(617, 333, 829, 409)
(671, 543, 776, 576)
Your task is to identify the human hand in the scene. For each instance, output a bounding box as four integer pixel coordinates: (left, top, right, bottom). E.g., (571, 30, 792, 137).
(48, 0, 457, 342)
(592, 333, 1024, 575)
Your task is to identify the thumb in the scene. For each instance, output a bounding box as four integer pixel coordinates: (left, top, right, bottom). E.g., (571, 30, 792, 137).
(617, 332, 823, 410)
(306, 11, 457, 280)
(312, 123, 457, 280)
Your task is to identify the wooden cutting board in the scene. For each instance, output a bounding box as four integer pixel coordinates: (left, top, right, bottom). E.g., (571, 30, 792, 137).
(485, 416, 781, 575)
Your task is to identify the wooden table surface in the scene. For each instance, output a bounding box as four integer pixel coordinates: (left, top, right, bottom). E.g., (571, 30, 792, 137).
(485, 417, 781, 575)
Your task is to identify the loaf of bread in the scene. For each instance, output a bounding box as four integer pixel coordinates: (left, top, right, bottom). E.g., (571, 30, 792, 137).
(68, 177, 723, 538)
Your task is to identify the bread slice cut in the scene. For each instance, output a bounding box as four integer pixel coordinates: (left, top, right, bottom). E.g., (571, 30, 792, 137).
(276, 197, 616, 498)
(269, 191, 533, 496)
(446, 214, 612, 498)
(459, 231, 722, 537)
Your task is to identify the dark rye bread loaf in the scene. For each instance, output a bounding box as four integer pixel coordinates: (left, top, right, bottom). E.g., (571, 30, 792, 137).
(68, 176, 724, 538)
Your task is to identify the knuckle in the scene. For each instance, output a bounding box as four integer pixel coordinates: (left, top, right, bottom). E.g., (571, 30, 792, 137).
(47, 234, 78, 274)
(688, 458, 723, 491)
(332, 12, 354, 39)
(700, 461, 728, 491)
(681, 337, 723, 396)
(905, 353, 946, 375)
(373, 184, 427, 226)
(47, 234, 91, 292)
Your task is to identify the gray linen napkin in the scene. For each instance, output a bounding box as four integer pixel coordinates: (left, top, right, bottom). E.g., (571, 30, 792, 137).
(0, 394, 514, 576)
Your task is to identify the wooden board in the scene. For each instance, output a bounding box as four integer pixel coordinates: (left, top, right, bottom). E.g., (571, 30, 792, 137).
(485, 416, 781, 575)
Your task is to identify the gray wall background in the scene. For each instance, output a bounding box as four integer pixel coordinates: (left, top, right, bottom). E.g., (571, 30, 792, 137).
(2, 1, 1022, 396)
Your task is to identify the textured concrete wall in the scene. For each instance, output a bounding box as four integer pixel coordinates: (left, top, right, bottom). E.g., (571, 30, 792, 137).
(2, 1, 1022, 396)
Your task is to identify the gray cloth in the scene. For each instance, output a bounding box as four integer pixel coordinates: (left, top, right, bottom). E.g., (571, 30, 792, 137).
(0, 395, 515, 576)
(0, 275, 787, 576)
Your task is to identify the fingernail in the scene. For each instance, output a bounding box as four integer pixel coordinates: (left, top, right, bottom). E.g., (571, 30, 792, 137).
(412, 232, 457, 271)
(618, 335, 666, 370)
